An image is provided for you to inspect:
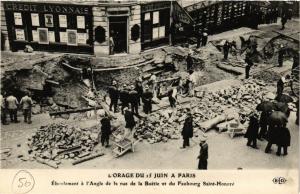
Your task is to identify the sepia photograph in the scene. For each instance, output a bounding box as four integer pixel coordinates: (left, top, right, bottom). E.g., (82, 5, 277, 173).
(0, 0, 299, 174)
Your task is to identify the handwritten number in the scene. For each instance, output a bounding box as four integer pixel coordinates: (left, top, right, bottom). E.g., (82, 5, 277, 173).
(18, 178, 31, 188)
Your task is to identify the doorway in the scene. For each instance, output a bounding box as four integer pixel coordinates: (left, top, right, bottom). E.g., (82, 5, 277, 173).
(109, 16, 128, 54)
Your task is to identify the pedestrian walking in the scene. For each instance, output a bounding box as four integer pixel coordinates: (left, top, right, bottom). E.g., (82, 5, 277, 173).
(197, 136, 208, 170)
(100, 114, 112, 147)
(124, 107, 136, 130)
(129, 85, 139, 115)
(108, 80, 119, 113)
(142, 85, 153, 114)
(0, 93, 8, 125)
(244, 113, 259, 148)
(181, 110, 193, 148)
(20, 91, 33, 124)
(119, 84, 130, 114)
(6, 93, 19, 123)
(223, 40, 230, 60)
(276, 123, 290, 156)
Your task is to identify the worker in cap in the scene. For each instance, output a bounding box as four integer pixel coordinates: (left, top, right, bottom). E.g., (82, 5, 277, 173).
(142, 85, 153, 114)
(198, 135, 208, 170)
(245, 111, 259, 149)
(119, 84, 130, 114)
(108, 80, 119, 113)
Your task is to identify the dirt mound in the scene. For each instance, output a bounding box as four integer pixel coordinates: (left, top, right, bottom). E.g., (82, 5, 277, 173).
(252, 70, 281, 83)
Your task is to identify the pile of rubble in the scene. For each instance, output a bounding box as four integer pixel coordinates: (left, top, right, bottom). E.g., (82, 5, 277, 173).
(134, 79, 269, 143)
(27, 123, 99, 167)
(253, 70, 281, 83)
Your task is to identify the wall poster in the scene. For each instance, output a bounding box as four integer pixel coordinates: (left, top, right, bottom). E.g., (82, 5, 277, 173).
(60, 32, 67, 43)
(48, 31, 55, 42)
(77, 16, 85, 29)
(15, 29, 25, 40)
(14, 12, 23, 25)
(77, 33, 87, 44)
(44, 14, 54, 27)
(37, 28, 49, 44)
(32, 30, 39, 41)
(59, 15, 67, 28)
(67, 29, 77, 45)
(31, 13, 40, 26)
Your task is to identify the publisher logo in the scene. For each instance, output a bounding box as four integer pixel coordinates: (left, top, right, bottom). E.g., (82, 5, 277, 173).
(272, 177, 287, 184)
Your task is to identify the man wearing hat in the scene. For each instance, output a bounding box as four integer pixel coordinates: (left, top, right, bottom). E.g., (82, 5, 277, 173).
(129, 85, 139, 115)
(186, 52, 193, 72)
(244, 112, 259, 148)
(108, 80, 119, 113)
(142, 85, 153, 114)
(278, 45, 284, 67)
(181, 109, 193, 148)
(100, 113, 112, 147)
(198, 135, 208, 170)
(119, 84, 130, 114)
(135, 77, 143, 106)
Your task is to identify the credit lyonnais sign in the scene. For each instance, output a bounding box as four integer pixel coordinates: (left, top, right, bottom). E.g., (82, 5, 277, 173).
(3, 2, 91, 15)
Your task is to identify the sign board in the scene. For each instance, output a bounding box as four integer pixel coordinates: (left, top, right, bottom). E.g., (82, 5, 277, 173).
(59, 15, 67, 28)
(31, 13, 39, 26)
(15, 29, 25, 40)
(37, 28, 49, 44)
(77, 16, 85, 29)
(67, 29, 77, 45)
(14, 12, 22, 25)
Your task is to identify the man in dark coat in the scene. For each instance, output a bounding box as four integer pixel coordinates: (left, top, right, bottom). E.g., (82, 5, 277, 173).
(100, 115, 112, 147)
(168, 87, 177, 108)
(296, 99, 299, 125)
(276, 123, 290, 156)
(186, 52, 193, 72)
(129, 85, 139, 115)
(108, 80, 119, 113)
(281, 13, 288, 30)
(198, 137, 208, 170)
(265, 124, 280, 153)
(135, 78, 143, 106)
(245, 114, 259, 148)
(258, 111, 271, 140)
(124, 107, 136, 130)
(142, 85, 153, 114)
(196, 28, 202, 48)
(278, 47, 284, 67)
(276, 75, 290, 98)
(223, 41, 230, 60)
(245, 49, 254, 79)
(181, 111, 193, 148)
(119, 84, 130, 114)
(202, 30, 208, 46)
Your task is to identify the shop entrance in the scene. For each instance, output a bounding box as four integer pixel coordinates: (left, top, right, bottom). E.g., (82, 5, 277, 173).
(109, 16, 128, 54)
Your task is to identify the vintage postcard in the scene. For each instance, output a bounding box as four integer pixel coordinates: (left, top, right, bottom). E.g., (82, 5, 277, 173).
(0, 0, 299, 194)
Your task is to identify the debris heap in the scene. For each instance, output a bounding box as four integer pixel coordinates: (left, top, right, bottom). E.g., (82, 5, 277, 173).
(28, 123, 99, 166)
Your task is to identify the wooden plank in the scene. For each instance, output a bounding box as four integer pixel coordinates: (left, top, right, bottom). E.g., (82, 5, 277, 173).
(72, 153, 104, 165)
(49, 106, 102, 116)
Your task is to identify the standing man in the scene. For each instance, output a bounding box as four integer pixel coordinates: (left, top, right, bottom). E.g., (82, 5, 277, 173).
(258, 111, 271, 140)
(278, 45, 284, 67)
(244, 113, 259, 148)
(108, 80, 119, 113)
(276, 75, 290, 98)
(223, 40, 230, 60)
(198, 136, 208, 170)
(20, 91, 33, 124)
(142, 85, 153, 114)
(168, 87, 177, 108)
(129, 85, 139, 115)
(100, 114, 112, 147)
(119, 84, 130, 114)
(281, 12, 288, 30)
(181, 110, 193, 148)
(6, 93, 19, 123)
(149, 73, 157, 97)
(0, 93, 8, 125)
(124, 107, 136, 130)
(135, 77, 143, 106)
(202, 30, 208, 46)
(196, 28, 202, 48)
(186, 52, 193, 72)
(109, 33, 115, 55)
(245, 49, 254, 79)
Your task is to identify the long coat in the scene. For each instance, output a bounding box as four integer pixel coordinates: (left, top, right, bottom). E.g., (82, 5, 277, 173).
(245, 116, 259, 139)
(101, 117, 111, 138)
(198, 143, 208, 170)
(124, 110, 136, 129)
(182, 116, 193, 138)
(266, 124, 280, 144)
(277, 127, 291, 147)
